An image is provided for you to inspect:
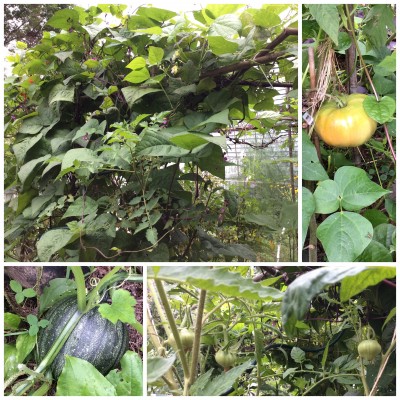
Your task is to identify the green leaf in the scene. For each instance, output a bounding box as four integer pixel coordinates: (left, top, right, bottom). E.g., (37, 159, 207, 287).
(4, 344, 18, 380)
(282, 266, 385, 336)
(121, 87, 162, 108)
(125, 57, 146, 70)
(10, 280, 23, 293)
(62, 196, 98, 219)
(22, 288, 37, 298)
(340, 267, 396, 302)
(136, 130, 190, 157)
(106, 351, 143, 395)
(57, 356, 117, 396)
(124, 68, 150, 84)
(149, 266, 282, 301)
(335, 166, 390, 211)
(48, 83, 75, 104)
(39, 278, 77, 314)
(376, 53, 396, 74)
(15, 293, 25, 304)
(208, 36, 238, 55)
(136, 6, 177, 22)
(61, 148, 100, 171)
(16, 333, 37, 363)
(4, 313, 22, 331)
(146, 227, 158, 245)
(316, 212, 373, 262)
(18, 155, 51, 192)
(209, 14, 242, 38)
(243, 213, 278, 230)
(302, 187, 315, 247)
(302, 131, 329, 181)
(147, 355, 176, 383)
(46, 9, 80, 30)
(199, 360, 254, 395)
(364, 96, 396, 124)
(99, 289, 143, 333)
(37, 229, 79, 261)
(308, 4, 339, 45)
(148, 46, 164, 65)
(313, 180, 340, 213)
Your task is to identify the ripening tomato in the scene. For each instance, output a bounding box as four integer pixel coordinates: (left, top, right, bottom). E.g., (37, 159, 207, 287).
(314, 94, 377, 147)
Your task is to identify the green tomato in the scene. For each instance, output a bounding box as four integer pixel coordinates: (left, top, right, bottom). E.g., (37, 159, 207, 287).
(315, 94, 377, 147)
(357, 339, 382, 361)
(215, 349, 237, 370)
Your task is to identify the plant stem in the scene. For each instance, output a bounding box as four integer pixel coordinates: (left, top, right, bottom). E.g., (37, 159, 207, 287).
(71, 266, 86, 312)
(189, 289, 207, 386)
(154, 279, 190, 380)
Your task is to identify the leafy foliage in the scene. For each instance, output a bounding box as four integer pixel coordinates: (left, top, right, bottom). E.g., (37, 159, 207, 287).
(5, 4, 298, 262)
(148, 266, 396, 396)
(302, 4, 396, 262)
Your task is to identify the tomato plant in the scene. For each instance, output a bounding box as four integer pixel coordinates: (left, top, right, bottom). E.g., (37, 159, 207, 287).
(4, 266, 143, 396)
(147, 266, 396, 396)
(302, 4, 396, 262)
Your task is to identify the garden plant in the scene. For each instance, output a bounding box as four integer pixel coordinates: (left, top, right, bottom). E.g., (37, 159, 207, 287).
(147, 265, 396, 396)
(302, 4, 396, 262)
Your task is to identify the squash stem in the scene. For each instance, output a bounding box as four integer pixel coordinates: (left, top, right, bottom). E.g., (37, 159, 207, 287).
(11, 310, 83, 396)
(71, 266, 86, 312)
(85, 266, 122, 311)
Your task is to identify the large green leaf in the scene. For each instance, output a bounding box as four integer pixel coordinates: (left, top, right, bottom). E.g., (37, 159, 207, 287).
(136, 130, 190, 157)
(282, 266, 395, 336)
(364, 96, 396, 124)
(147, 355, 176, 383)
(302, 131, 329, 181)
(193, 360, 253, 396)
(57, 356, 117, 396)
(62, 196, 98, 219)
(16, 333, 37, 363)
(302, 187, 315, 247)
(121, 87, 162, 108)
(209, 14, 242, 38)
(61, 148, 100, 171)
(208, 36, 238, 55)
(334, 166, 390, 211)
(48, 83, 75, 104)
(99, 289, 142, 334)
(46, 9, 80, 30)
(39, 278, 77, 314)
(37, 229, 80, 261)
(343, 266, 396, 302)
(18, 155, 51, 192)
(148, 266, 282, 301)
(308, 4, 339, 45)
(316, 212, 373, 262)
(106, 351, 143, 396)
(313, 180, 340, 213)
(243, 213, 278, 230)
(169, 132, 226, 150)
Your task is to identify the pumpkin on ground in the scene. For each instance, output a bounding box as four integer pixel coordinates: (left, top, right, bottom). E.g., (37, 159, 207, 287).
(37, 297, 128, 378)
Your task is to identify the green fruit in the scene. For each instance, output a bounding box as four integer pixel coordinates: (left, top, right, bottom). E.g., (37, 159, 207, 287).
(215, 349, 237, 369)
(37, 297, 128, 378)
(180, 328, 195, 351)
(357, 339, 382, 361)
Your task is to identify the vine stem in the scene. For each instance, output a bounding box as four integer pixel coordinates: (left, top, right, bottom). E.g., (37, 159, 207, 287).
(71, 266, 86, 312)
(188, 289, 207, 387)
(154, 279, 190, 381)
(344, 4, 396, 162)
(370, 328, 396, 395)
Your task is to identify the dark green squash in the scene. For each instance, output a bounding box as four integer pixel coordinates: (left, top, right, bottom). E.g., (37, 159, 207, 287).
(37, 297, 129, 378)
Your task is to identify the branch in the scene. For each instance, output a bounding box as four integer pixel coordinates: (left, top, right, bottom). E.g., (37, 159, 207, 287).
(256, 27, 298, 57)
(238, 80, 293, 88)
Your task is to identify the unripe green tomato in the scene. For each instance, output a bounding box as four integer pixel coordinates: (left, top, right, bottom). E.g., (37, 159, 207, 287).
(215, 349, 237, 369)
(180, 328, 195, 351)
(357, 339, 381, 361)
(314, 94, 377, 147)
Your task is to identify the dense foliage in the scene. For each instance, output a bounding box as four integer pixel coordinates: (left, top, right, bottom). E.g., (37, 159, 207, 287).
(5, 4, 298, 262)
(302, 4, 396, 262)
(148, 266, 396, 396)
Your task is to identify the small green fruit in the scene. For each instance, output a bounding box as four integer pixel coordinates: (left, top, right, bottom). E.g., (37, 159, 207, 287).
(357, 339, 381, 361)
(215, 349, 237, 370)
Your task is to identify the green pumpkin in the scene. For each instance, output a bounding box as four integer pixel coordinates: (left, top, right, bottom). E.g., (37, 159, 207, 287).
(37, 297, 128, 378)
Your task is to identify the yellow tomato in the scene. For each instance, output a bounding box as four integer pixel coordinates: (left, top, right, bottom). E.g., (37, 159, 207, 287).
(314, 94, 377, 147)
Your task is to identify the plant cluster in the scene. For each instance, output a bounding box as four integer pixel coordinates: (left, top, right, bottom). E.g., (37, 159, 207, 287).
(4, 4, 298, 262)
(302, 4, 396, 262)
